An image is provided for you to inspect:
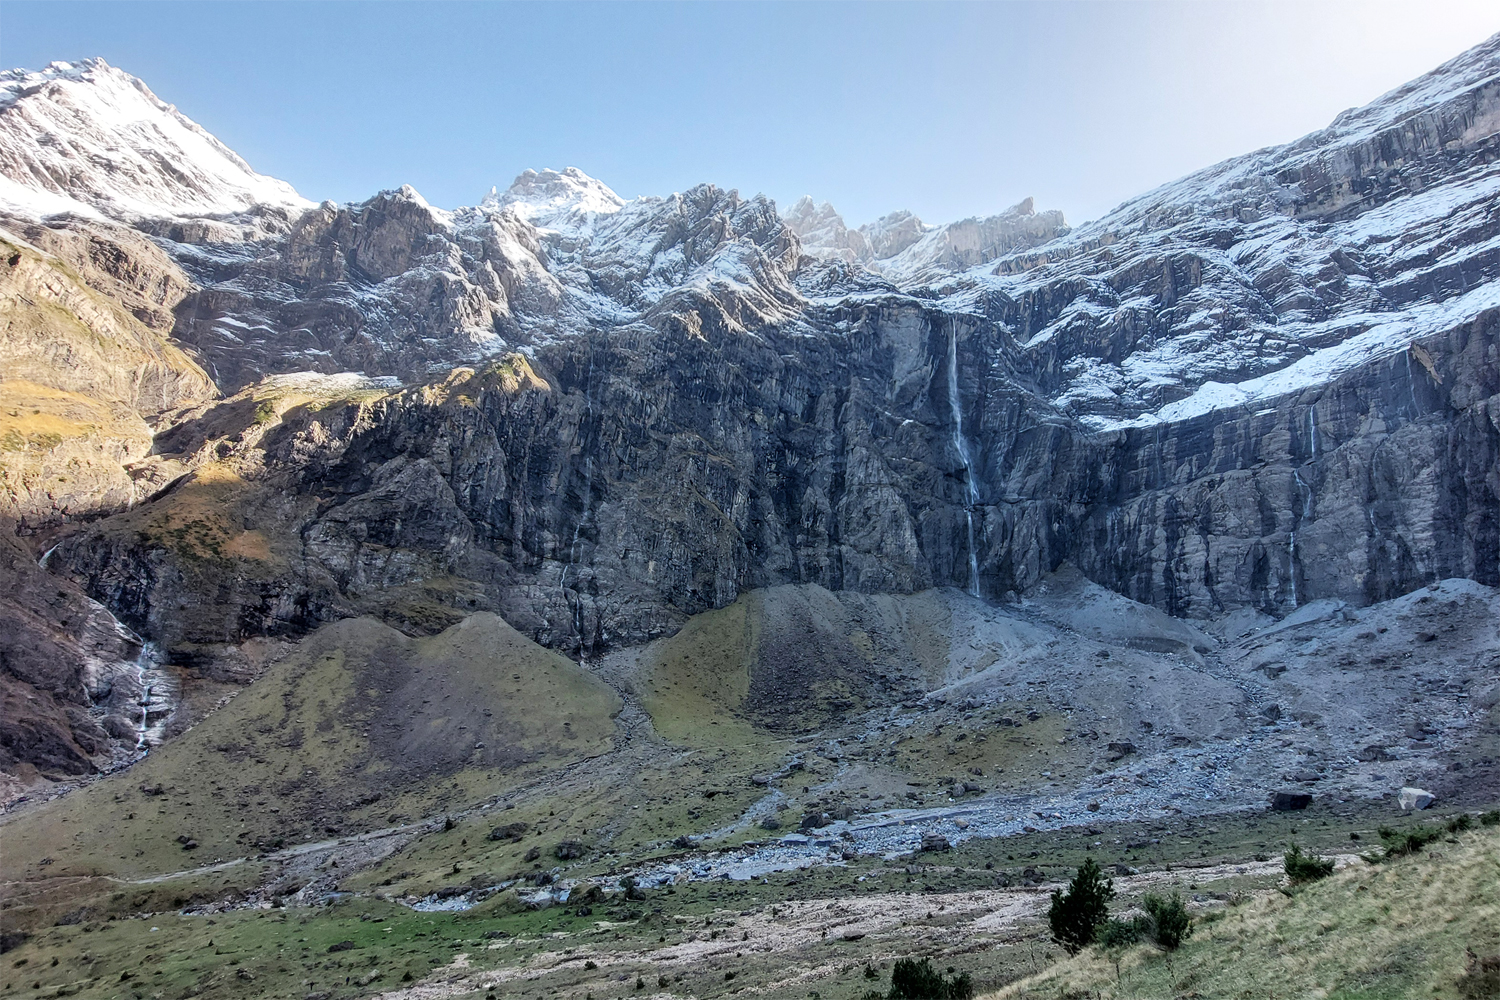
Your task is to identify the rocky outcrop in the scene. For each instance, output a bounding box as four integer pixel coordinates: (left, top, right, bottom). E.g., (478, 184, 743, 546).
(782, 197, 870, 263)
(786, 197, 1069, 277)
(0, 221, 216, 528)
(0, 526, 141, 780)
(44, 290, 1499, 675)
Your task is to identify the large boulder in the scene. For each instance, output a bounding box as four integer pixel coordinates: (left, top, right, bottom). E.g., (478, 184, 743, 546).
(1270, 790, 1313, 811)
(1397, 787, 1435, 811)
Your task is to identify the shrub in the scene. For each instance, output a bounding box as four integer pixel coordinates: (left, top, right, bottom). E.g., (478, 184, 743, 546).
(887, 958, 973, 1000)
(1048, 857, 1116, 955)
(1459, 949, 1500, 1000)
(1378, 824, 1443, 859)
(1096, 915, 1151, 949)
(1284, 843, 1336, 884)
(1480, 810, 1500, 828)
(1142, 891, 1192, 951)
(1447, 813, 1475, 834)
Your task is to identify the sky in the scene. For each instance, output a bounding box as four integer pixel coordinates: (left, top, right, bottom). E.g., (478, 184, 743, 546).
(3, 1, 1498, 227)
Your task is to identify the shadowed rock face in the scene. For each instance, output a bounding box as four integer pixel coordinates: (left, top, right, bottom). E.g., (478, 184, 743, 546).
(0, 528, 141, 777)
(49, 297, 1500, 668)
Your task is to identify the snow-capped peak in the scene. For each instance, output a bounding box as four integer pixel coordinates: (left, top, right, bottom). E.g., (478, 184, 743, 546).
(0, 57, 312, 222)
(782, 196, 871, 263)
(494, 167, 624, 232)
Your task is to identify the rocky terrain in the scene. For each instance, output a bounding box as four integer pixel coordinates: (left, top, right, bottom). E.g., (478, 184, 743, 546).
(0, 35, 1498, 1000)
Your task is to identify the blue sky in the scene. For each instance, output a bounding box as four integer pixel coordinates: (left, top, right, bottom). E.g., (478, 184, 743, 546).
(3, 1, 1497, 226)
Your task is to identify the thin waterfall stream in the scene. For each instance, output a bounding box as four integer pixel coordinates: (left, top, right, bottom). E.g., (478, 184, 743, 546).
(561, 354, 597, 655)
(1288, 406, 1319, 608)
(946, 319, 980, 596)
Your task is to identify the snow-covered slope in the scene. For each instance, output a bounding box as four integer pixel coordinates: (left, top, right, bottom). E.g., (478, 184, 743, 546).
(0, 59, 311, 222)
(903, 31, 1500, 431)
(4, 38, 1499, 429)
(489, 166, 625, 237)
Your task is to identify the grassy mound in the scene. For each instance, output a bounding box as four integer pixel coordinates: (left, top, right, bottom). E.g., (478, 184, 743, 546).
(0, 613, 620, 929)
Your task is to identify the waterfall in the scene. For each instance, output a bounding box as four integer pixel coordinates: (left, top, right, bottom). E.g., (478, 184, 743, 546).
(1287, 525, 1298, 607)
(947, 319, 980, 596)
(131, 640, 177, 751)
(1307, 406, 1319, 459)
(1289, 467, 1314, 608)
(37, 544, 58, 569)
(560, 353, 597, 653)
(1405, 351, 1421, 417)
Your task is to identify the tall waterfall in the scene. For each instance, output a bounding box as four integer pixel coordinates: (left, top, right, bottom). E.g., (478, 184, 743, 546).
(1288, 422, 1317, 608)
(561, 354, 597, 653)
(947, 320, 980, 596)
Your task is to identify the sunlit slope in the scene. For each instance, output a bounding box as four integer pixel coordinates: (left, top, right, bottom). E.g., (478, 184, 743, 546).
(0, 613, 620, 913)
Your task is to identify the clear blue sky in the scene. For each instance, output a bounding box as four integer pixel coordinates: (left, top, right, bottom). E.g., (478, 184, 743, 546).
(3, 1, 1497, 226)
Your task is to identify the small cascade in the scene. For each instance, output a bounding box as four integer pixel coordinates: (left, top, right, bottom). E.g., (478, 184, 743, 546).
(560, 354, 597, 655)
(131, 640, 177, 751)
(37, 544, 58, 569)
(1285, 404, 1324, 609)
(946, 319, 980, 596)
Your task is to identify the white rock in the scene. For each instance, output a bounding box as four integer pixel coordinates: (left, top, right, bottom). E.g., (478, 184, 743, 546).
(1397, 787, 1435, 811)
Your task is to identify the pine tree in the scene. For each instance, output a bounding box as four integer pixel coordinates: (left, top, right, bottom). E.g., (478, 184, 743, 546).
(1048, 857, 1116, 955)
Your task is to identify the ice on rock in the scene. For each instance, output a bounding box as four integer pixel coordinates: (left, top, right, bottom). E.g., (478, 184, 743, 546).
(493, 167, 625, 236)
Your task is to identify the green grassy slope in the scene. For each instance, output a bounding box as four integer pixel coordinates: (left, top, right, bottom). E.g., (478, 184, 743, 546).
(0, 613, 620, 928)
(996, 822, 1500, 1000)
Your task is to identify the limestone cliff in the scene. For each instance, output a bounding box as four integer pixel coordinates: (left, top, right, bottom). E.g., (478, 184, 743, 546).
(2, 34, 1500, 786)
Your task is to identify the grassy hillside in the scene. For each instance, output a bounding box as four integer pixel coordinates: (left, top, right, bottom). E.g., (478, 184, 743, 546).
(996, 821, 1500, 1000)
(0, 613, 621, 928)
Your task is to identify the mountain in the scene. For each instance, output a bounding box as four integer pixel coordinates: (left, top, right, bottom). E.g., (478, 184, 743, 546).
(1, 34, 1498, 767)
(785, 195, 1070, 280)
(0, 58, 310, 226)
(2, 32, 1499, 1000)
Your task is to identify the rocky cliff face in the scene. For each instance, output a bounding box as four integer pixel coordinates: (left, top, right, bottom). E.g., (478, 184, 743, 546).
(0, 218, 216, 528)
(3, 35, 1500, 783)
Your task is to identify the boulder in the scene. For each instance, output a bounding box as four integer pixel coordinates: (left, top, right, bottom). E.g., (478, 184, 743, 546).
(919, 832, 951, 852)
(1397, 787, 1435, 811)
(1270, 790, 1313, 811)
(100, 715, 139, 741)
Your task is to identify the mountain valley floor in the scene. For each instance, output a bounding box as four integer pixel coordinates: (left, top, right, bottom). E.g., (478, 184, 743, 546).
(3, 576, 1498, 1000)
